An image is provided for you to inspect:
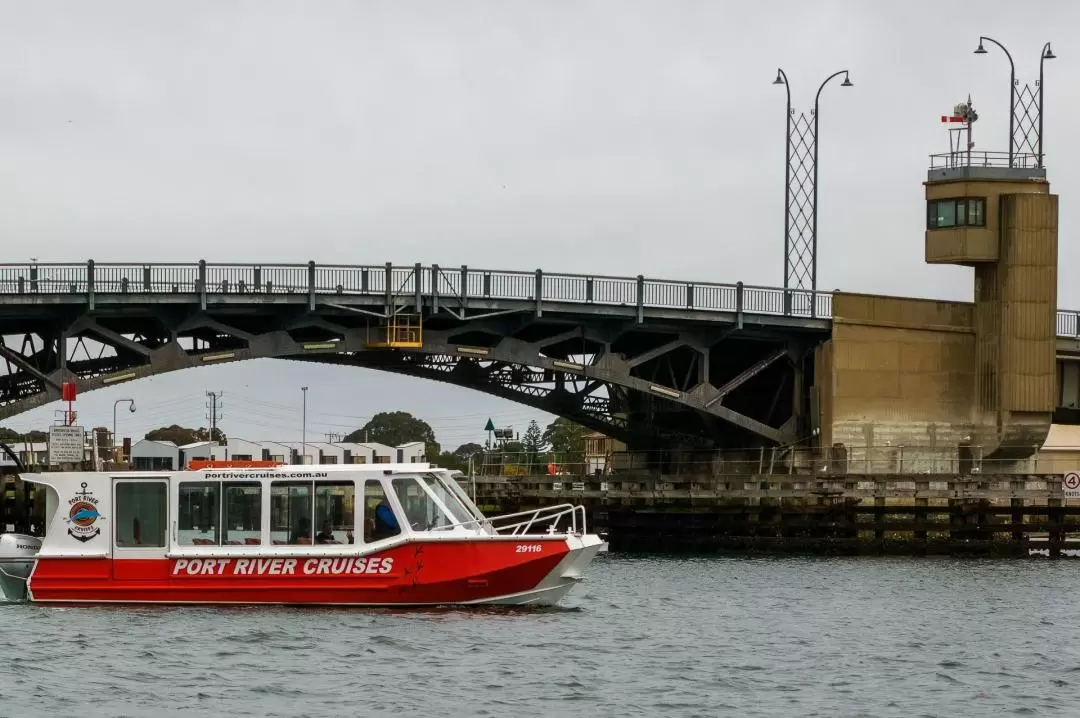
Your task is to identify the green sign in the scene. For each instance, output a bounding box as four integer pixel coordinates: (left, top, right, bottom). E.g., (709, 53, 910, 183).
(484, 418, 495, 432)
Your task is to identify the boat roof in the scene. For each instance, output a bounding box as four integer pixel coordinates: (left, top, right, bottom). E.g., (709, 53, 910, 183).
(24, 462, 444, 489)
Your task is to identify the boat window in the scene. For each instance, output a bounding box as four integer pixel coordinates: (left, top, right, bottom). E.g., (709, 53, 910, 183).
(270, 481, 313, 545)
(115, 481, 167, 548)
(420, 474, 471, 526)
(363, 480, 401, 542)
(175, 481, 261, 546)
(443, 474, 484, 522)
(223, 483, 261, 545)
(391, 477, 457, 531)
(314, 481, 354, 544)
(178, 482, 219, 545)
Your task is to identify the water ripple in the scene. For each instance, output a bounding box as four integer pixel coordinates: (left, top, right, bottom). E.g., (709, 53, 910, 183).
(2, 556, 1079, 716)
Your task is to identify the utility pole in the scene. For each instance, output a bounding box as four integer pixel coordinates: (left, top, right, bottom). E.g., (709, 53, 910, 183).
(205, 391, 224, 443)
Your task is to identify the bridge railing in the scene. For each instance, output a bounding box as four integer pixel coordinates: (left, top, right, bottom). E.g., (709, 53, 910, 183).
(0, 261, 1074, 332)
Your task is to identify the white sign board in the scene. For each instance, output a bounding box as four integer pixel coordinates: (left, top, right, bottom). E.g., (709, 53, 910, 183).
(1064, 472, 1080, 499)
(48, 425, 85, 465)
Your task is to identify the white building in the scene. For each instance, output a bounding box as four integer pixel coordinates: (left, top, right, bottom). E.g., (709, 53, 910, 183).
(309, 442, 346, 464)
(395, 441, 427, 463)
(279, 442, 319, 465)
(177, 441, 214, 469)
(130, 439, 179, 471)
(223, 438, 265, 461)
(333, 441, 395, 464)
(257, 441, 294, 464)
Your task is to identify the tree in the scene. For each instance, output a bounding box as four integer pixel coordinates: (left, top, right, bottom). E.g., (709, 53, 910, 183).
(146, 425, 225, 445)
(344, 411, 439, 459)
(543, 418, 588, 472)
(0, 428, 47, 443)
(452, 442, 484, 460)
(522, 420, 545, 473)
(433, 451, 466, 471)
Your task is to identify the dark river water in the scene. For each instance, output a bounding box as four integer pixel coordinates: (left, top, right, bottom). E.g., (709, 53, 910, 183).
(2, 555, 1079, 717)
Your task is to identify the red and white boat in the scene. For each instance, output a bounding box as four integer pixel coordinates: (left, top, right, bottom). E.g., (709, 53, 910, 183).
(0, 463, 604, 606)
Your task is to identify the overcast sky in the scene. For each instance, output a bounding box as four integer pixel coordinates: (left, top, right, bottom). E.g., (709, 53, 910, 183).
(1, 1, 1077, 448)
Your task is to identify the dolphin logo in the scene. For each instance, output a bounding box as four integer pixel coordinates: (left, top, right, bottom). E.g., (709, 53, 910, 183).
(71, 507, 100, 522)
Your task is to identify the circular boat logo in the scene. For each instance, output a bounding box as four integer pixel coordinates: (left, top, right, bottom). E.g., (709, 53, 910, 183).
(64, 482, 104, 543)
(69, 501, 99, 527)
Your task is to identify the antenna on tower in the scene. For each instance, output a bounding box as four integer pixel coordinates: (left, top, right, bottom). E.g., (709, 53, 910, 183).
(941, 95, 978, 167)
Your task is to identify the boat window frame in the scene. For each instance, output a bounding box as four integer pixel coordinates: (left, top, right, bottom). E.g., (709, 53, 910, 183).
(174, 479, 264, 548)
(418, 473, 478, 530)
(388, 474, 470, 533)
(434, 473, 486, 527)
(362, 477, 405, 544)
(113, 477, 170, 553)
(268, 478, 358, 547)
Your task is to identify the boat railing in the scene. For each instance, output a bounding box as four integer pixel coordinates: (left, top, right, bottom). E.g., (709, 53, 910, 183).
(485, 503, 587, 536)
(429, 503, 587, 536)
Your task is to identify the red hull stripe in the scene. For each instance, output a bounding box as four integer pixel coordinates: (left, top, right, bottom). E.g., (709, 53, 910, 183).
(28, 539, 570, 605)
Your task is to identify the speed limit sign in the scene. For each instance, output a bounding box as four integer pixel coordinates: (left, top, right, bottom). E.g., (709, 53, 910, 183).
(1064, 472, 1080, 497)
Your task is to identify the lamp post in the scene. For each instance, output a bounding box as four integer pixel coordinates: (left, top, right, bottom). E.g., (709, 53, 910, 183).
(113, 399, 135, 462)
(774, 68, 792, 292)
(974, 36, 1016, 166)
(772, 68, 853, 300)
(301, 386, 308, 465)
(1038, 42, 1056, 168)
(974, 37, 1055, 167)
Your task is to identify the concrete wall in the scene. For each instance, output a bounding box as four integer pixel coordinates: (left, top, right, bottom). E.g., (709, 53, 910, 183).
(816, 292, 976, 473)
(972, 191, 1058, 457)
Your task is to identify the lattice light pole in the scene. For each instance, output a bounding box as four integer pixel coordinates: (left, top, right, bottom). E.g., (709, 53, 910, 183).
(974, 37, 1056, 167)
(773, 68, 853, 298)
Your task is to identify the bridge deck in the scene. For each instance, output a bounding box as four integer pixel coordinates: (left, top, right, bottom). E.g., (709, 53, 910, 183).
(2, 261, 1080, 445)
(1, 261, 1078, 335)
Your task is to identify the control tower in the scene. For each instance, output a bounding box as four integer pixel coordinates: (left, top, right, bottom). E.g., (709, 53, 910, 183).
(924, 98, 1058, 460)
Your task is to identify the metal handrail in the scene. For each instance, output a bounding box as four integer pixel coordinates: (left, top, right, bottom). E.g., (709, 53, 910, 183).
(928, 150, 1041, 169)
(426, 502, 587, 536)
(1, 261, 1079, 333)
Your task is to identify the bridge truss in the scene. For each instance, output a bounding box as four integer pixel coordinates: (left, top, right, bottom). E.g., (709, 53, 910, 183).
(0, 261, 838, 449)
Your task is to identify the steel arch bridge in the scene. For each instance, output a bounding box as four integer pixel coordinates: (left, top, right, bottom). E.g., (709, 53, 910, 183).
(2, 260, 1078, 448)
(0, 261, 840, 448)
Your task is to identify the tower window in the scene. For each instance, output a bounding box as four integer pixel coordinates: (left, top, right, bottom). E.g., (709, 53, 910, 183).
(928, 197, 986, 229)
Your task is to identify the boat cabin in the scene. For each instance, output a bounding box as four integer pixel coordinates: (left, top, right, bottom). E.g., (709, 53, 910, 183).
(32, 464, 487, 558)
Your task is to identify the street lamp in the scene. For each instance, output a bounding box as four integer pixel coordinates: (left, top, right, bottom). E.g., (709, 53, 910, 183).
(1038, 42, 1055, 168)
(974, 36, 1016, 165)
(974, 37, 1056, 167)
(772, 68, 853, 297)
(113, 399, 136, 461)
(301, 386, 308, 465)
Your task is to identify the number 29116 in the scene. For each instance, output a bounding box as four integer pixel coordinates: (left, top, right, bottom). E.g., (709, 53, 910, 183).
(515, 544, 542, 553)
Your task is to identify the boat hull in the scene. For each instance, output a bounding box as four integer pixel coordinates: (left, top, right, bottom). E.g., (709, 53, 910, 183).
(26, 534, 603, 607)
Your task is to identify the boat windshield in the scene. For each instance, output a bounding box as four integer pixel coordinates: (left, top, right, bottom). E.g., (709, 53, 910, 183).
(391, 474, 472, 531)
(425, 472, 486, 524)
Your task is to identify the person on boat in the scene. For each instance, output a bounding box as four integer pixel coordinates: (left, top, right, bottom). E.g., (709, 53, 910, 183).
(372, 499, 399, 540)
(290, 516, 311, 544)
(315, 521, 338, 544)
